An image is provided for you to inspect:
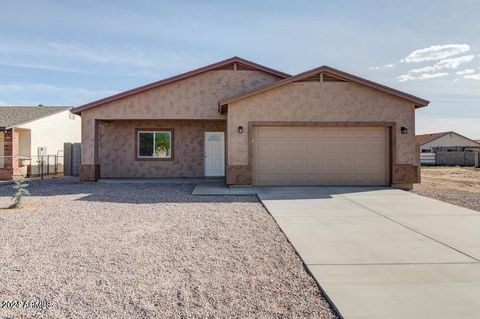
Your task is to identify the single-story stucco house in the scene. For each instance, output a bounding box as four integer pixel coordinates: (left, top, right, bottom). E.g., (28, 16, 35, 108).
(71, 56, 429, 189)
(0, 105, 81, 180)
(416, 131, 480, 152)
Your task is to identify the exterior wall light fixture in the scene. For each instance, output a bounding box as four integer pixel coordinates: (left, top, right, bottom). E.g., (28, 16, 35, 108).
(400, 126, 408, 134)
(238, 126, 244, 134)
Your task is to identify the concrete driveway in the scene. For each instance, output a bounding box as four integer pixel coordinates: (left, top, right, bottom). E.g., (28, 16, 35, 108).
(256, 187, 480, 319)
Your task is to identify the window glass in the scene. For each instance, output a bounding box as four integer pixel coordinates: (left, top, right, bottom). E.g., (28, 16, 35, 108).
(138, 131, 172, 158)
(139, 132, 154, 157)
(207, 135, 221, 142)
(154, 132, 171, 158)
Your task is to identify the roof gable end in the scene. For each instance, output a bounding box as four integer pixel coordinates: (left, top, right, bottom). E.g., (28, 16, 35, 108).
(219, 65, 430, 113)
(71, 56, 290, 114)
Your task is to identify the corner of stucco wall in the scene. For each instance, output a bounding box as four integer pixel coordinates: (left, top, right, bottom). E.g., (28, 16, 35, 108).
(226, 105, 249, 166)
(80, 113, 97, 165)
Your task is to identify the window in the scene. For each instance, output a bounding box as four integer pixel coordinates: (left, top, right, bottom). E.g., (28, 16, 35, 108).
(136, 129, 173, 159)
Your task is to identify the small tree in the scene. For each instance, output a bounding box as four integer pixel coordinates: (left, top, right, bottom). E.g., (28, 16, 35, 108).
(9, 175, 30, 209)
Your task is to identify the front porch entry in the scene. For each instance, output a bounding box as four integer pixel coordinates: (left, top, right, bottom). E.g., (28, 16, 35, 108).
(204, 132, 225, 177)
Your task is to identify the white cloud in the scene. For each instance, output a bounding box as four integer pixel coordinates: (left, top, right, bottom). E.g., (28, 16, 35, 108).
(409, 66, 437, 74)
(0, 40, 208, 74)
(434, 55, 475, 69)
(464, 73, 480, 80)
(369, 63, 396, 70)
(0, 100, 9, 106)
(419, 72, 449, 80)
(408, 55, 474, 74)
(0, 82, 118, 104)
(398, 71, 450, 82)
(400, 55, 475, 81)
(0, 61, 89, 74)
(401, 44, 470, 63)
(456, 69, 475, 75)
(397, 74, 416, 82)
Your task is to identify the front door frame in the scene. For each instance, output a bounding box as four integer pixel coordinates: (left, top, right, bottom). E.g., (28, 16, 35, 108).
(204, 131, 225, 177)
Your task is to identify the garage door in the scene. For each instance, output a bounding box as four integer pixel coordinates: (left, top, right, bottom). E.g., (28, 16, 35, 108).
(252, 126, 390, 186)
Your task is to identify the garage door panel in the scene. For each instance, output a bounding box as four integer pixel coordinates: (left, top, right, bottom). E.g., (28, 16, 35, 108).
(257, 142, 272, 153)
(252, 126, 389, 186)
(319, 144, 335, 153)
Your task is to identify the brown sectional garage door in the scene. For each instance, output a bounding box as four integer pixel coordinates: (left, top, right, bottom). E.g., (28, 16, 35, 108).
(252, 126, 390, 186)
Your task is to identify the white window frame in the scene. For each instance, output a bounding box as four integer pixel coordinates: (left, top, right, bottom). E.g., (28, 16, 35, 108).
(137, 130, 173, 159)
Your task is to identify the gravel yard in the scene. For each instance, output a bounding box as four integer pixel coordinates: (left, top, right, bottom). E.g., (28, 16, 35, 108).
(0, 178, 337, 318)
(413, 167, 480, 212)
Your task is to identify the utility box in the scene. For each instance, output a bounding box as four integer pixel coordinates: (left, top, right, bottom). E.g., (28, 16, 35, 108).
(37, 146, 47, 158)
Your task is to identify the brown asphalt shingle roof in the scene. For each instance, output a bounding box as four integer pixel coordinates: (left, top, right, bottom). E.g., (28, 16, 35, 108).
(415, 131, 480, 146)
(415, 132, 450, 146)
(0, 106, 70, 129)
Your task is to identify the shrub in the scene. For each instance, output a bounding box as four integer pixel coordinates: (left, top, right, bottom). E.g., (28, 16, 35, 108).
(9, 175, 31, 209)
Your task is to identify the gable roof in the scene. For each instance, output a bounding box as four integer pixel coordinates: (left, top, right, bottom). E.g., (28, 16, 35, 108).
(71, 56, 290, 115)
(0, 106, 71, 129)
(415, 132, 450, 145)
(416, 131, 480, 146)
(219, 65, 430, 113)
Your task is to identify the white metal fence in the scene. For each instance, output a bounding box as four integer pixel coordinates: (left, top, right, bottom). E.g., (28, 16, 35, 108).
(420, 152, 436, 165)
(0, 155, 64, 177)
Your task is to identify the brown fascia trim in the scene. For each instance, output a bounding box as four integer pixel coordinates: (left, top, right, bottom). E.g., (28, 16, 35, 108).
(219, 65, 430, 113)
(70, 56, 291, 115)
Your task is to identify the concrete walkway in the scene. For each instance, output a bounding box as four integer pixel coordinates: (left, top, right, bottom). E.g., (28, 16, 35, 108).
(256, 187, 480, 319)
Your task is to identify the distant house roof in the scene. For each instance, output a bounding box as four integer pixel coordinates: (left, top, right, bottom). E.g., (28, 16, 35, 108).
(416, 131, 480, 146)
(415, 132, 450, 146)
(0, 106, 70, 129)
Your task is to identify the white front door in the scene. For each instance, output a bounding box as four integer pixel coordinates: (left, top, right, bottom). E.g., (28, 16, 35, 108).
(204, 132, 225, 177)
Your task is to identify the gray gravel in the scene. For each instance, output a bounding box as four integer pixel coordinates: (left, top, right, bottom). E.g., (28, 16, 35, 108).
(0, 178, 338, 318)
(413, 167, 480, 212)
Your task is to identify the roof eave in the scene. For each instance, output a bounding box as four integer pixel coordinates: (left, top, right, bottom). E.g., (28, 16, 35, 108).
(71, 56, 290, 115)
(2, 107, 71, 129)
(219, 65, 430, 112)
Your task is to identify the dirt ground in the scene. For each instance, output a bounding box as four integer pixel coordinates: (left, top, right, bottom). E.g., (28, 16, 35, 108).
(413, 167, 480, 212)
(0, 179, 338, 319)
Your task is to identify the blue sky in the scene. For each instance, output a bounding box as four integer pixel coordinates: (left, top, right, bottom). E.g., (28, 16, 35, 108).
(0, 0, 479, 137)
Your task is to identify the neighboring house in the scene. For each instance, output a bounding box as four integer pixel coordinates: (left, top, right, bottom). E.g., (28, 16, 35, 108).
(71, 56, 429, 189)
(0, 106, 81, 180)
(416, 131, 480, 152)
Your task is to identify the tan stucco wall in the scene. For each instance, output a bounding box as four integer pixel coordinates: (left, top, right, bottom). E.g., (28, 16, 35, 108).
(98, 120, 225, 178)
(227, 81, 416, 166)
(421, 133, 480, 150)
(80, 70, 281, 164)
